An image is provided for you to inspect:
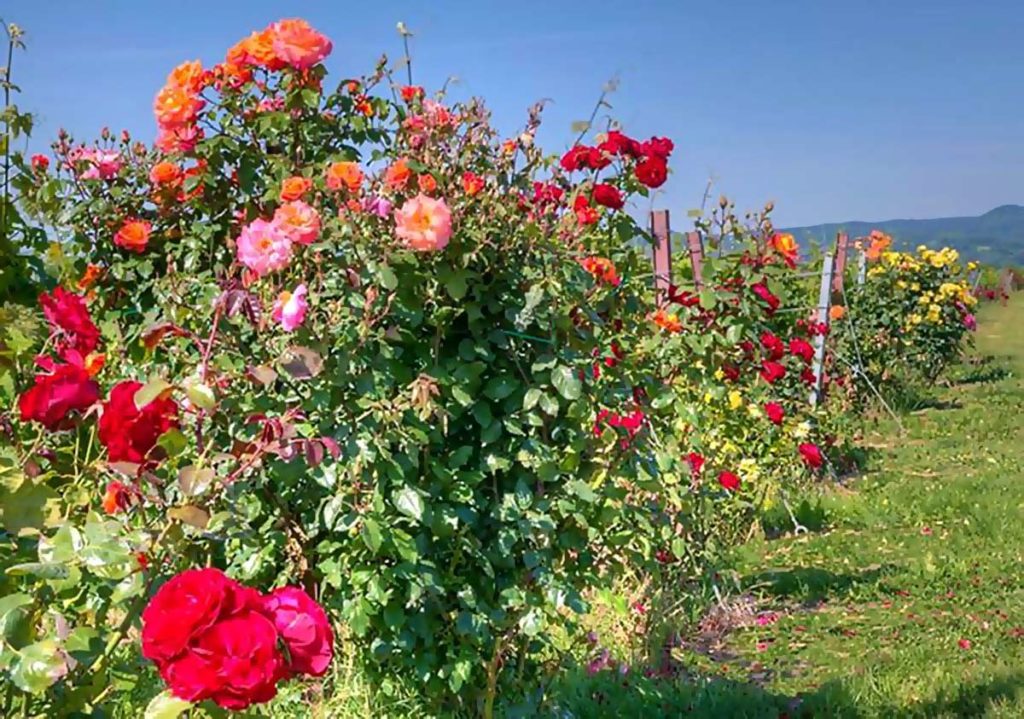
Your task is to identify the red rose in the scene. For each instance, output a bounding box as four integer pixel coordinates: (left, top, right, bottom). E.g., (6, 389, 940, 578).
(764, 402, 785, 425)
(592, 183, 624, 210)
(751, 283, 780, 314)
(39, 287, 100, 355)
(718, 471, 740, 492)
(194, 611, 285, 710)
(760, 331, 785, 360)
(262, 586, 334, 677)
(598, 130, 641, 158)
(789, 337, 814, 364)
(18, 360, 99, 429)
(686, 452, 705, 476)
(801, 368, 817, 386)
(98, 380, 179, 462)
(760, 360, 786, 384)
(31, 154, 49, 172)
(399, 85, 424, 102)
(573, 195, 599, 225)
(722, 364, 740, 383)
(635, 156, 667, 188)
(532, 181, 564, 207)
(799, 442, 824, 469)
(585, 146, 612, 170)
(640, 136, 674, 160)
(141, 568, 247, 665)
(560, 145, 591, 172)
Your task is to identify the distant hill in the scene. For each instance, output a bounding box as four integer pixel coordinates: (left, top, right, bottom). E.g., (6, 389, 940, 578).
(782, 205, 1024, 267)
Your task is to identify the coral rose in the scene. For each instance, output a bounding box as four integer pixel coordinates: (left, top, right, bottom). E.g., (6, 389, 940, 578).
(98, 380, 179, 463)
(270, 18, 333, 69)
(235, 218, 294, 276)
(325, 161, 363, 192)
(165, 60, 206, 94)
(280, 176, 312, 202)
(461, 171, 484, 196)
(384, 159, 411, 191)
(273, 201, 321, 245)
(114, 219, 152, 254)
(394, 194, 452, 251)
(102, 481, 134, 515)
(580, 257, 621, 286)
(261, 586, 334, 677)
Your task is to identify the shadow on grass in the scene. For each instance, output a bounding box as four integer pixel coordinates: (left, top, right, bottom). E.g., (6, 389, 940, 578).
(524, 671, 1024, 718)
(743, 564, 896, 603)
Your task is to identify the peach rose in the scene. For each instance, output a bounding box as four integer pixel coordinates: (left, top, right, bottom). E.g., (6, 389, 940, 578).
(114, 220, 152, 254)
(270, 19, 332, 69)
(394, 194, 452, 252)
(273, 201, 321, 245)
(325, 161, 363, 193)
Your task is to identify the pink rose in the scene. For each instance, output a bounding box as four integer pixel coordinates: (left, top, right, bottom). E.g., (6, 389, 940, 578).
(271, 284, 308, 332)
(394, 194, 452, 252)
(236, 218, 293, 276)
(261, 586, 334, 677)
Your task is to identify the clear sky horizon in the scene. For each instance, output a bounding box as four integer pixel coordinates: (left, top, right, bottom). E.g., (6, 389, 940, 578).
(6, 0, 1023, 227)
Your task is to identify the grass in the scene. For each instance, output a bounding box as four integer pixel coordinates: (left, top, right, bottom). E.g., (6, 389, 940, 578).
(554, 295, 1024, 718)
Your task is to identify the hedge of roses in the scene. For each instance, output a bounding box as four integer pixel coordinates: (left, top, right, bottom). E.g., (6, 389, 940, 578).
(0, 16, 976, 718)
(830, 237, 977, 408)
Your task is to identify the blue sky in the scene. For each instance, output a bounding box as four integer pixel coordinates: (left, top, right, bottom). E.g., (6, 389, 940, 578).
(7, 0, 1023, 226)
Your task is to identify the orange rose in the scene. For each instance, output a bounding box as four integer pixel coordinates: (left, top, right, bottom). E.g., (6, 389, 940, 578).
(355, 97, 373, 117)
(153, 85, 204, 129)
(652, 308, 683, 333)
(166, 60, 206, 93)
(114, 219, 152, 254)
(865, 230, 892, 261)
(280, 176, 313, 201)
(76, 264, 103, 291)
(829, 305, 846, 321)
(461, 171, 484, 196)
(325, 162, 363, 193)
(418, 174, 437, 194)
(149, 161, 183, 186)
(384, 159, 411, 191)
(235, 28, 285, 70)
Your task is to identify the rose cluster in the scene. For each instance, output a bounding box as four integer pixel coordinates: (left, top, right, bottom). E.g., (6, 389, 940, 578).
(141, 568, 333, 710)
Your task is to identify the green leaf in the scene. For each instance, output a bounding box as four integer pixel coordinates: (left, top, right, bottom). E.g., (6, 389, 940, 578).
(523, 388, 542, 411)
(0, 594, 33, 643)
(11, 640, 64, 694)
(378, 264, 398, 291)
(0, 474, 58, 535)
(484, 374, 517, 401)
(699, 289, 717, 310)
(5, 562, 69, 580)
(444, 271, 469, 300)
(178, 466, 215, 497)
(183, 379, 216, 410)
(156, 428, 188, 458)
(538, 392, 559, 417)
(393, 487, 424, 522)
(362, 518, 383, 553)
(144, 690, 193, 719)
(551, 366, 581, 401)
(134, 377, 173, 410)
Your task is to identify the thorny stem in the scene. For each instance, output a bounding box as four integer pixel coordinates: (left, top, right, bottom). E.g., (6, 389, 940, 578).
(1, 22, 17, 243)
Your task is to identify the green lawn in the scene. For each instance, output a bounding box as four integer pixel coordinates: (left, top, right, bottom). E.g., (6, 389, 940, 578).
(552, 296, 1024, 718)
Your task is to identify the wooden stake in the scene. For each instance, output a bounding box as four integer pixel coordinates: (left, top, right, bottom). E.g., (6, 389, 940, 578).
(650, 210, 672, 305)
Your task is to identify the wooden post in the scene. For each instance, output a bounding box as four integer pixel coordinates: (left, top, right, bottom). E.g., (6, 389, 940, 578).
(832, 232, 849, 294)
(810, 253, 835, 406)
(650, 210, 672, 305)
(686, 231, 704, 290)
(857, 248, 867, 286)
